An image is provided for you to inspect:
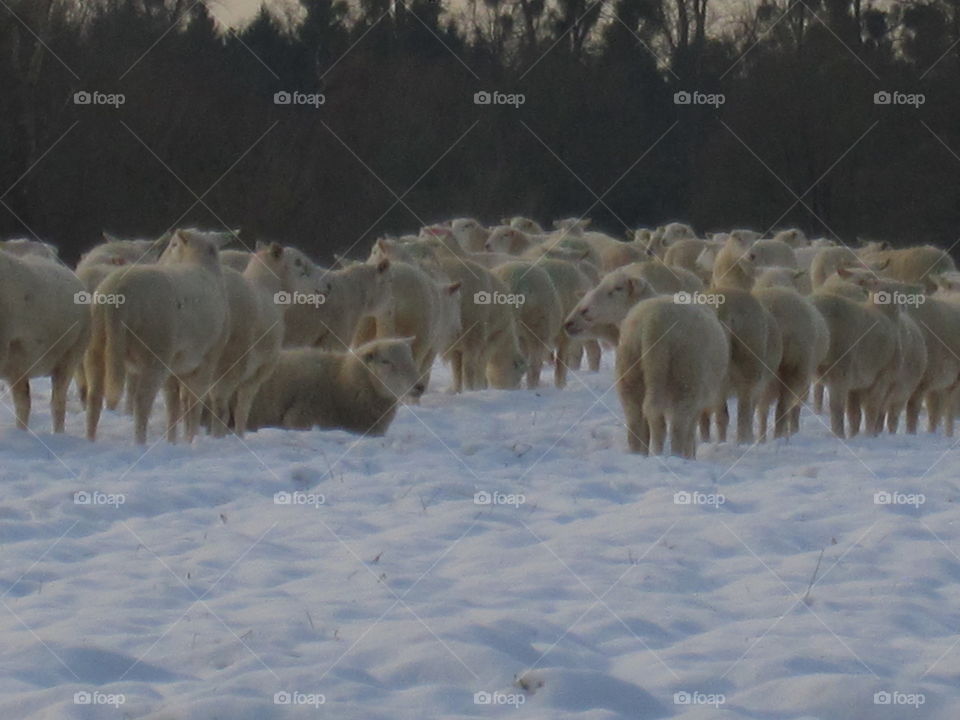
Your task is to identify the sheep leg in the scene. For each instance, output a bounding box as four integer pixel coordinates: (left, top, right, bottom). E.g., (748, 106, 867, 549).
(568, 342, 583, 371)
(926, 391, 942, 433)
(11, 378, 30, 431)
(886, 404, 902, 434)
(846, 390, 862, 437)
(699, 411, 711, 442)
(671, 411, 697, 459)
(554, 336, 569, 389)
(526, 344, 543, 389)
(75, 366, 88, 406)
(448, 350, 463, 393)
(906, 390, 923, 434)
(85, 348, 104, 442)
(586, 340, 601, 372)
(50, 366, 72, 433)
(717, 402, 729, 443)
(829, 386, 846, 438)
(617, 361, 648, 454)
(164, 375, 180, 444)
(813, 382, 824, 414)
(133, 369, 163, 445)
(736, 392, 755, 444)
(648, 413, 667, 455)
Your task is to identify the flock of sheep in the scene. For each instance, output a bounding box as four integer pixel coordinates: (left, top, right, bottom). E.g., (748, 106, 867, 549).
(0, 217, 957, 458)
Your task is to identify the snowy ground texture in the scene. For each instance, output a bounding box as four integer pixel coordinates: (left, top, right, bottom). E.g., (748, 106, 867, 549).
(1, 357, 958, 720)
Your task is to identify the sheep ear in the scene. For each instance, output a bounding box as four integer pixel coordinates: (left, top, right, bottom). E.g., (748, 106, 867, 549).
(794, 269, 806, 279)
(376, 258, 390, 274)
(446, 281, 462, 295)
(269, 242, 283, 259)
(874, 258, 890, 271)
(625, 229, 636, 241)
(102, 231, 122, 243)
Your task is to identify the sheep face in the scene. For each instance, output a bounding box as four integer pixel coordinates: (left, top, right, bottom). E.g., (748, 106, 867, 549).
(358, 338, 423, 399)
(506, 217, 543, 234)
(450, 218, 489, 252)
(160, 229, 222, 269)
(564, 273, 652, 337)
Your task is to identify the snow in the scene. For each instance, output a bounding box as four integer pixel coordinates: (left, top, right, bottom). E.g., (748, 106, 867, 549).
(0, 358, 958, 719)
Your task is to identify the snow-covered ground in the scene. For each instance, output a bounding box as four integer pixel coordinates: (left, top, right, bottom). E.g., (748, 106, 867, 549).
(0, 357, 958, 719)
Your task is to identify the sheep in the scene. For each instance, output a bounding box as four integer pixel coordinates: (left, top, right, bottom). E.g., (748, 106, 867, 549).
(450, 218, 489, 253)
(834, 269, 929, 434)
(753, 287, 829, 438)
(537, 257, 602, 376)
(617, 296, 729, 458)
(282, 257, 391, 351)
(771, 228, 808, 248)
(354, 259, 463, 394)
(860, 244, 957, 292)
(563, 262, 702, 345)
(85, 229, 230, 444)
(368, 236, 448, 280)
(703, 233, 756, 290)
(708, 287, 782, 444)
(594, 239, 645, 272)
(485, 225, 537, 255)
(663, 238, 721, 284)
(632, 228, 668, 260)
(753, 266, 811, 295)
(75, 232, 168, 291)
(483, 276, 529, 390)
(491, 261, 563, 388)
(748, 239, 798, 268)
(0, 237, 59, 260)
(246, 338, 422, 435)
(0, 252, 90, 432)
(504, 216, 544, 234)
(809, 290, 896, 438)
(419, 225, 468, 258)
(220, 249, 252, 273)
(810, 246, 868, 290)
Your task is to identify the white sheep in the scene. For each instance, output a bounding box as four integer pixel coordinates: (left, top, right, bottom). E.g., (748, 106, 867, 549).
(861, 244, 957, 292)
(450, 218, 490, 253)
(219, 249, 252, 273)
(663, 238, 721, 284)
(537, 257, 602, 376)
(771, 228, 808, 248)
(504, 216, 544, 234)
(753, 266, 811, 295)
(491, 261, 564, 388)
(85, 229, 230, 444)
(246, 338, 422, 434)
(0, 237, 59, 260)
(485, 225, 537, 255)
(617, 296, 729, 458)
(0, 252, 90, 432)
(809, 290, 896, 437)
(753, 287, 829, 438)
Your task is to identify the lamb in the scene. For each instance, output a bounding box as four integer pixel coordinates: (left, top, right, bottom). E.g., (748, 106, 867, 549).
(485, 225, 537, 255)
(594, 239, 645, 272)
(860, 244, 957, 292)
(504, 216, 544, 234)
(0, 252, 90, 432)
(753, 266, 811, 295)
(632, 228, 668, 260)
(810, 246, 867, 290)
(708, 287, 782, 444)
(450, 218, 489, 253)
(835, 269, 928, 433)
(616, 296, 729, 458)
(491, 261, 564, 388)
(75, 232, 168, 291)
(748, 239, 798, 268)
(753, 287, 829, 438)
(282, 257, 391, 351)
(808, 290, 896, 438)
(354, 259, 463, 394)
(246, 338, 422, 434)
(563, 262, 702, 345)
(771, 228, 808, 248)
(663, 238, 721, 284)
(702, 233, 756, 290)
(85, 229, 230, 444)
(483, 276, 529, 390)
(537, 257, 602, 376)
